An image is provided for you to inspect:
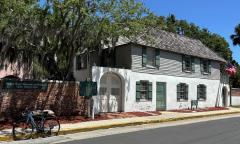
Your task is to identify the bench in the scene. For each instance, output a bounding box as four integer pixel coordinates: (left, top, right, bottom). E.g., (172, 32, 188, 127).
(191, 100, 198, 110)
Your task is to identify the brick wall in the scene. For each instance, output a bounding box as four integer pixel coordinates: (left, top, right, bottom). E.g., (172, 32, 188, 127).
(0, 81, 86, 122)
(231, 88, 240, 96)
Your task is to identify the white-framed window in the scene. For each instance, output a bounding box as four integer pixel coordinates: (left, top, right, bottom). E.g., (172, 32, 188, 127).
(177, 83, 188, 101)
(197, 84, 207, 101)
(200, 59, 211, 74)
(136, 80, 152, 101)
(142, 47, 160, 68)
(182, 55, 195, 72)
(147, 48, 155, 67)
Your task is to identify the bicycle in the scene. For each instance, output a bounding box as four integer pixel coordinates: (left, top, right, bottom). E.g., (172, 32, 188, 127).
(12, 108, 60, 140)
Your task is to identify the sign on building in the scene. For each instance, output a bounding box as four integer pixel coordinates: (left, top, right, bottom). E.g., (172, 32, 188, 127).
(2, 80, 48, 91)
(80, 81, 97, 97)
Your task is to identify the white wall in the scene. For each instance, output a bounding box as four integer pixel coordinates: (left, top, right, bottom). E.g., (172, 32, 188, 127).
(91, 66, 132, 113)
(88, 66, 230, 113)
(232, 96, 240, 106)
(127, 71, 230, 111)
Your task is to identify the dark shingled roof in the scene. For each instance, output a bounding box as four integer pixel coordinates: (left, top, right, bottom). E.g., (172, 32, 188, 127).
(117, 29, 226, 63)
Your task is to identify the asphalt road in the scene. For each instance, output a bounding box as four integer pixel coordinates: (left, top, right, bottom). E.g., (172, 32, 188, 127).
(60, 117, 240, 144)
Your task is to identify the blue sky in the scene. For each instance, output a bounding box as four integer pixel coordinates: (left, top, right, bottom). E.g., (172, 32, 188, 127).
(143, 0, 240, 63)
(39, 0, 240, 62)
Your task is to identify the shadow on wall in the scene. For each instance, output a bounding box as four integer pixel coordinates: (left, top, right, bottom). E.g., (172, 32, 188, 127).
(0, 81, 86, 122)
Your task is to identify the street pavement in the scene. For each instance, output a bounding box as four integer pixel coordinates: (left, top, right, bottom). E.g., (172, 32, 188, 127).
(59, 116, 240, 144)
(3, 114, 240, 144)
(2, 107, 240, 142)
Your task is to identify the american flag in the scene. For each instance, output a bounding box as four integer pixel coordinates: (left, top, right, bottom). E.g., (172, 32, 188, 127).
(225, 63, 237, 76)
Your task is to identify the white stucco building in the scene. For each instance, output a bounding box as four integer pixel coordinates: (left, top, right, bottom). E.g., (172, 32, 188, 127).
(74, 29, 229, 113)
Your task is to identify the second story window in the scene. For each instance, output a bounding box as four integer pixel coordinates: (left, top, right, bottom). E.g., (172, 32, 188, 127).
(147, 48, 155, 66)
(76, 54, 87, 70)
(200, 59, 211, 74)
(182, 55, 195, 73)
(142, 47, 160, 68)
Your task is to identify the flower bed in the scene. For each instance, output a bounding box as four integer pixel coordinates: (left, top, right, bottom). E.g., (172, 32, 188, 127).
(169, 107, 228, 113)
(0, 111, 161, 130)
(58, 111, 161, 124)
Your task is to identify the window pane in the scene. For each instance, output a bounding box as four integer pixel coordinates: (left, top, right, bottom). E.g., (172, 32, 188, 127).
(184, 57, 191, 71)
(111, 88, 120, 95)
(141, 81, 148, 91)
(177, 83, 188, 100)
(202, 60, 208, 73)
(198, 85, 206, 100)
(141, 91, 147, 99)
(100, 87, 107, 95)
(147, 48, 155, 66)
(139, 81, 149, 100)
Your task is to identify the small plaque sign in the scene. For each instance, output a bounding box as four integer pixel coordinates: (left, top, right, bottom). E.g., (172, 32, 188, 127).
(80, 81, 97, 97)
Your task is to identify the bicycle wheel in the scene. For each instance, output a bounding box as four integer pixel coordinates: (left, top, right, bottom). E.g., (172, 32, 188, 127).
(43, 117, 60, 136)
(12, 121, 33, 140)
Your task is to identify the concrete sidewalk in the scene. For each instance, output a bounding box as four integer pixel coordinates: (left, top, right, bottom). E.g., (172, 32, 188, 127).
(1, 107, 240, 142)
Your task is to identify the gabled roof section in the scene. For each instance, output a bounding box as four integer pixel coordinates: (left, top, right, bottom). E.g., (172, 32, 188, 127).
(117, 29, 226, 63)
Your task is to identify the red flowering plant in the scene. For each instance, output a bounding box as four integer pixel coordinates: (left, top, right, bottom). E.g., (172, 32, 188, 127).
(225, 63, 237, 76)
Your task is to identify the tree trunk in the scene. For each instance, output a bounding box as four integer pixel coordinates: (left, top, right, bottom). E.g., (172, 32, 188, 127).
(65, 47, 75, 81)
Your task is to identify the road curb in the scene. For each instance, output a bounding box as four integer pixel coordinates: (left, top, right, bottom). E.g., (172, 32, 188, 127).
(0, 135, 12, 142)
(59, 111, 240, 135)
(1, 111, 240, 142)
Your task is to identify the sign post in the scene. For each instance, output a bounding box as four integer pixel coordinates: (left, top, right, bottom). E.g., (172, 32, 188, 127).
(80, 80, 97, 119)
